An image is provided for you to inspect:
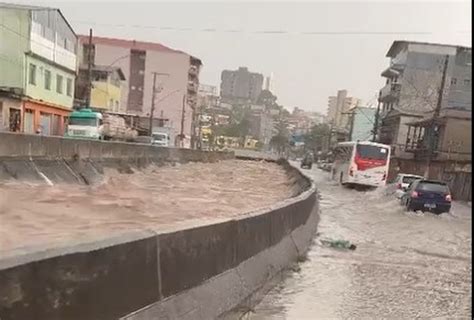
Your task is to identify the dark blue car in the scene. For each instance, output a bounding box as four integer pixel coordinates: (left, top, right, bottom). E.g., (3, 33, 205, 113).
(401, 179, 452, 214)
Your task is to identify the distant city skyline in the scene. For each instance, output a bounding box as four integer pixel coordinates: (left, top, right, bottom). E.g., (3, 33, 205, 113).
(14, 1, 471, 113)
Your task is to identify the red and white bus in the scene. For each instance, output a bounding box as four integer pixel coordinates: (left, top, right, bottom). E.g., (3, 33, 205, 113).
(331, 141, 391, 188)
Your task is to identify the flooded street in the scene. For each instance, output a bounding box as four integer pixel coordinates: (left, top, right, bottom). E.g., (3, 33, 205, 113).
(249, 167, 472, 319)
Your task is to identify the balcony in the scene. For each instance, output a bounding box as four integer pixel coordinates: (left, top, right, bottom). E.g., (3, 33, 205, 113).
(187, 81, 198, 93)
(188, 66, 199, 77)
(379, 83, 401, 102)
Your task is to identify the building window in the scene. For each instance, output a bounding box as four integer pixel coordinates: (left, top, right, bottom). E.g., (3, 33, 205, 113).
(29, 63, 37, 85)
(451, 77, 457, 85)
(464, 79, 471, 86)
(66, 78, 73, 96)
(56, 75, 63, 94)
(44, 70, 51, 90)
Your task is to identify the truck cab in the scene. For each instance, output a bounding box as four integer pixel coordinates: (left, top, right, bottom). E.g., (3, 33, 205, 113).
(152, 132, 170, 147)
(65, 109, 103, 140)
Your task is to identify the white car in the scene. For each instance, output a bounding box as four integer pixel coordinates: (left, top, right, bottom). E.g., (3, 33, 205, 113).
(385, 173, 423, 198)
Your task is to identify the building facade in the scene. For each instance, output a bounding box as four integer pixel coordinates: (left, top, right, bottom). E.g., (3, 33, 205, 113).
(263, 73, 274, 92)
(0, 3, 77, 135)
(378, 41, 471, 157)
(197, 84, 219, 110)
(77, 35, 202, 140)
(220, 67, 264, 104)
(249, 110, 274, 148)
(75, 65, 125, 112)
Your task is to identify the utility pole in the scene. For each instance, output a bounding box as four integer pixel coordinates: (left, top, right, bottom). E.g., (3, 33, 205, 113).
(85, 28, 93, 108)
(425, 54, 449, 178)
(149, 72, 158, 135)
(190, 106, 197, 149)
(148, 72, 169, 135)
(348, 111, 355, 141)
(179, 94, 186, 147)
(372, 99, 381, 142)
(342, 110, 355, 141)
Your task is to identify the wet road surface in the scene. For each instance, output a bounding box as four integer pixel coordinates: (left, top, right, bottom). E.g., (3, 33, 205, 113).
(249, 167, 471, 319)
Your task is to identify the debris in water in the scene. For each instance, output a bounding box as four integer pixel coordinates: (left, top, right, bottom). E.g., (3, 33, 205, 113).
(320, 239, 357, 250)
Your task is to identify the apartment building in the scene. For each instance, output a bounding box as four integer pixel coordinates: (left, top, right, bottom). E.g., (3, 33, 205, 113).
(77, 35, 202, 139)
(263, 73, 274, 92)
(0, 3, 77, 135)
(378, 40, 471, 157)
(220, 67, 264, 104)
(197, 84, 219, 109)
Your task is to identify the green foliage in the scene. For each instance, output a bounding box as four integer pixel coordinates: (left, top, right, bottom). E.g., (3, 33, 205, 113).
(303, 123, 331, 152)
(270, 118, 290, 154)
(257, 90, 278, 108)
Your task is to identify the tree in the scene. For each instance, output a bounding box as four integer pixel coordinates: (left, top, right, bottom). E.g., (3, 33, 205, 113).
(257, 90, 278, 108)
(304, 123, 331, 154)
(270, 118, 290, 156)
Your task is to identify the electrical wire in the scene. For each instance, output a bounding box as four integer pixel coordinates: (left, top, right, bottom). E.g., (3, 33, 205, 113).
(69, 20, 465, 36)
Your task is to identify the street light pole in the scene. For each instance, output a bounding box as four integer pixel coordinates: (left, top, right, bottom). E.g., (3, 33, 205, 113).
(424, 54, 449, 178)
(85, 28, 93, 108)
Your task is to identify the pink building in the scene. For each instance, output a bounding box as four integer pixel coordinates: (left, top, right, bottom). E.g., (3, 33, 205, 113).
(78, 35, 201, 142)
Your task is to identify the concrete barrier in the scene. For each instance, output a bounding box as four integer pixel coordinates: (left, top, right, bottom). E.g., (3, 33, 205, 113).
(0, 134, 319, 320)
(0, 132, 233, 184)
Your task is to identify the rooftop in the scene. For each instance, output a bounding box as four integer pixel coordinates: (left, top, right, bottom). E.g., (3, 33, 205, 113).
(0, 2, 55, 10)
(1, 2, 77, 37)
(78, 35, 202, 64)
(386, 40, 471, 57)
(79, 65, 126, 80)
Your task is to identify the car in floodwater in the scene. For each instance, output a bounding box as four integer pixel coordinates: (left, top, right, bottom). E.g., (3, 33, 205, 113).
(385, 173, 423, 198)
(317, 161, 332, 172)
(300, 153, 313, 169)
(400, 179, 452, 214)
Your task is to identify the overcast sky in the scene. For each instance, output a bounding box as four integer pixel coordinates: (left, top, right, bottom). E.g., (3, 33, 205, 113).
(16, 1, 472, 114)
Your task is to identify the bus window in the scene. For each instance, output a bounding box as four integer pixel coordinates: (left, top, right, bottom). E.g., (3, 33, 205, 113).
(356, 144, 389, 160)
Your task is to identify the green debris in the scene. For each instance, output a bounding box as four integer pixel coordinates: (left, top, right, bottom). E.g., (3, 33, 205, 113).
(320, 239, 357, 250)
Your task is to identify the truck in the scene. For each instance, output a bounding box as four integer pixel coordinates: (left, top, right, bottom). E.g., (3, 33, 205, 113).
(65, 108, 138, 141)
(151, 127, 173, 147)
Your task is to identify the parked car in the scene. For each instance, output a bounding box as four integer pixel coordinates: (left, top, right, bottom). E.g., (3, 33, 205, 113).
(317, 161, 332, 172)
(400, 179, 452, 214)
(300, 154, 313, 169)
(385, 173, 423, 198)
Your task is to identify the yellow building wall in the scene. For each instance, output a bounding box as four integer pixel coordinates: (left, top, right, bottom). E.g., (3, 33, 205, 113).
(90, 81, 122, 111)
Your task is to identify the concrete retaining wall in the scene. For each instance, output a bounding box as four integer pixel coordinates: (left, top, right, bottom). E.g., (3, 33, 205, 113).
(0, 134, 319, 320)
(0, 132, 233, 184)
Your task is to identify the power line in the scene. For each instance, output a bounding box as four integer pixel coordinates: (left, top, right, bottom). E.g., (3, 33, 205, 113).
(69, 20, 468, 36)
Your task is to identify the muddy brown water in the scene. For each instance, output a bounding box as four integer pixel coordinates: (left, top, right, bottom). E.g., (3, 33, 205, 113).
(247, 167, 471, 319)
(0, 160, 295, 254)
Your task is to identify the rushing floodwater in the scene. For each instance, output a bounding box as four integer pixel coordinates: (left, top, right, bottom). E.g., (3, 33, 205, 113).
(0, 160, 294, 253)
(248, 168, 472, 319)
